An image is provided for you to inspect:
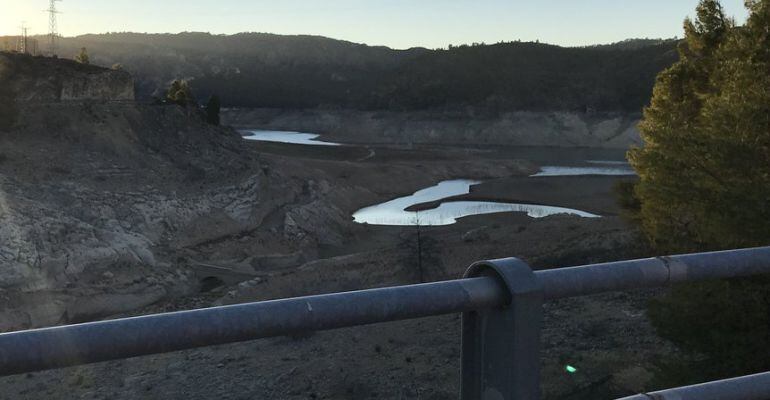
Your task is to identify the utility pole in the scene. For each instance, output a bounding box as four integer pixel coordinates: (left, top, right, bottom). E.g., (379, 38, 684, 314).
(45, 0, 62, 56)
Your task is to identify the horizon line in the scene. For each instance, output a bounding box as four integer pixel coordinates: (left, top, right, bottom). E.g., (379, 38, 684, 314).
(0, 31, 678, 51)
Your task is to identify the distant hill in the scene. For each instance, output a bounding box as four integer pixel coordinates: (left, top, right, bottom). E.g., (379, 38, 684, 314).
(4, 33, 679, 112)
(586, 38, 678, 51)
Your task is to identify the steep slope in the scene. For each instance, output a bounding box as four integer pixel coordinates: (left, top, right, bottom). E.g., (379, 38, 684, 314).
(44, 32, 427, 102)
(0, 53, 270, 329)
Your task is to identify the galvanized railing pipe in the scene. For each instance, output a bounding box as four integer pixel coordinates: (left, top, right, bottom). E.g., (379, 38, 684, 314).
(0, 245, 769, 392)
(535, 246, 770, 299)
(616, 371, 770, 400)
(0, 277, 507, 376)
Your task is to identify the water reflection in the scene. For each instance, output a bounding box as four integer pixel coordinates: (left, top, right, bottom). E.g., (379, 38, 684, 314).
(353, 180, 599, 226)
(586, 160, 631, 166)
(241, 130, 340, 146)
(531, 165, 635, 177)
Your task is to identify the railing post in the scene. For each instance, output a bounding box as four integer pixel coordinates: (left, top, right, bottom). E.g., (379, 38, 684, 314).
(461, 258, 543, 400)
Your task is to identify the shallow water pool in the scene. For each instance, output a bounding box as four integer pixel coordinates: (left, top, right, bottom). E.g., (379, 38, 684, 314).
(352, 180, 599, 226)
(241, 130, 340, 146)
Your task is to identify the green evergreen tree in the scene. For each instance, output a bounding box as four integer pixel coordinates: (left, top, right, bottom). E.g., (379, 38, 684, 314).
(629, 0, 770, 386)
(629, 0, 732, 252)
(165, 79, 195, 106)
(205, 95, 221, 125)
(75, 47, 90, 65)
(0, 56, 17, 131)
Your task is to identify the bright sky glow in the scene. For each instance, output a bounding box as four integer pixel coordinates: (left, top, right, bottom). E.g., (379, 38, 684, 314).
(1, 1, 751, 49)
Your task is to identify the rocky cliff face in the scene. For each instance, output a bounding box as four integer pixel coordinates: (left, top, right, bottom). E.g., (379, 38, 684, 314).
(0, 100, 266, 330)
(59, 71, 135, 101)
(0, 55, 287, 329)
(0, 52, 134, 104)
(224, 108, 642, 149)
(0, 52, 380, 329)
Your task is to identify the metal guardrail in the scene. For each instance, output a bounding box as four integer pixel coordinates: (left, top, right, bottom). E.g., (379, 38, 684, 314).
(1, 246, 770, 399)
(616, 371, 770, 400)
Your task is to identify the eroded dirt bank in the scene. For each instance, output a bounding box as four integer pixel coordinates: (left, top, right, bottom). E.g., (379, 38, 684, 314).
(223, 108, 642, 149)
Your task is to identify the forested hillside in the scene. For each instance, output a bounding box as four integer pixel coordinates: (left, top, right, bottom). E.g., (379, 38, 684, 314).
(9, 33, 678, 112)
(362, 40, 678, 111)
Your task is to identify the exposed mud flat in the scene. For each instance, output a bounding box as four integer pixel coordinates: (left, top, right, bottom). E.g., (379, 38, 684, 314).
(0, 56, 667, 399)
(0, 208, 668, 400)
(0, 121, 670, 398)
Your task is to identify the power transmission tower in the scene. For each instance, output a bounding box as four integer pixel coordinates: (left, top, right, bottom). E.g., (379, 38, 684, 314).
(18, 22, 29, 54)
(45, 0, 62, 56)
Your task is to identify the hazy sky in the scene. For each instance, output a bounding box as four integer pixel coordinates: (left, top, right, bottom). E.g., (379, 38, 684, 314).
(2, 1, 751, 49)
